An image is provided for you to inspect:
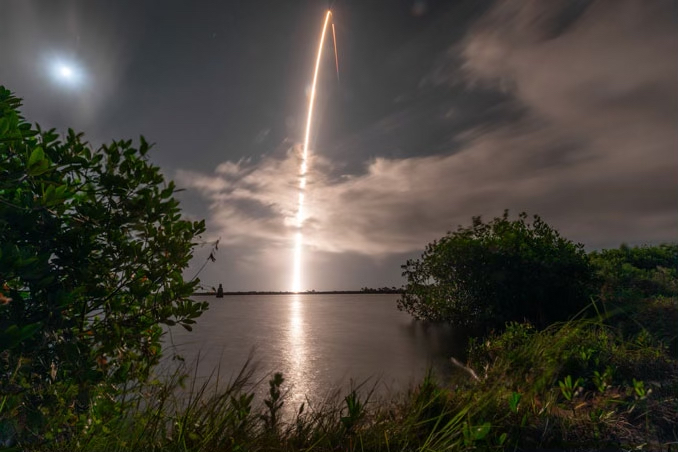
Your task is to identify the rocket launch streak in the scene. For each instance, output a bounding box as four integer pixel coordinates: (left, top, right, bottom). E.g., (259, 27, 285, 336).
(292, 10, 333, 293)
(332, 23, 340, 82)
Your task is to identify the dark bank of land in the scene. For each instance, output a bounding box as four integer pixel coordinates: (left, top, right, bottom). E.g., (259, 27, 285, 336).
(194, 288, 404, 296)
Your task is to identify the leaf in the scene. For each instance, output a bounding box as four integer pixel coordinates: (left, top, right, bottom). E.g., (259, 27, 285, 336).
(498, 432, 507, 445)
(42, 184, 55, 204)
(28, 155, 50, 176)
(28, 146, 44, 168)
(508, 391, 521, 413)
(470, 422, 491, 441)
(0, 322, 42, 350)
(0, 117, 9, 135)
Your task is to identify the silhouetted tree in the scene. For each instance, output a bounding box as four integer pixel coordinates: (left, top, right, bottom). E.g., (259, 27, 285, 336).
(397, 211, 594, 330)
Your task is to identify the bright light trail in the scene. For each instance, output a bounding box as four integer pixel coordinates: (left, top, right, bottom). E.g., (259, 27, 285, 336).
(292, 10, 333, 293)
(332, 23, 340, 82)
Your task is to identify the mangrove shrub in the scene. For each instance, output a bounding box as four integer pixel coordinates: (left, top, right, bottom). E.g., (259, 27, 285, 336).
(0, 87, 208, 443)
(397, 211, 594, 330)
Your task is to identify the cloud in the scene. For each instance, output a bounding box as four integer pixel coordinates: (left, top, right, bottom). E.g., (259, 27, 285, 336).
(453, 0, 678, 244)
(179, 0, 677, 278)
(460, 0, 677, 127)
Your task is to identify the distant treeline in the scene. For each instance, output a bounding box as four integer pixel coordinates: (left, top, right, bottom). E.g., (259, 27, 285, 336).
(194, 287, 404, 296)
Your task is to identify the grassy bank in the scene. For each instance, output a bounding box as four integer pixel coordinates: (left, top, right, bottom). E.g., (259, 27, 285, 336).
(18, 297, 675, 452)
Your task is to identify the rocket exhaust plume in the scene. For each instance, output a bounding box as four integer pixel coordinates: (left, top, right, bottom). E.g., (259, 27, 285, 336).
(292, 10, 333, 292)
(332, 23, 340, 83)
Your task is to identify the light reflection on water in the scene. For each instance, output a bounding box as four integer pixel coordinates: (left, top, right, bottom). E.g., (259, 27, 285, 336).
(162, 294, 467, 412)
(285, 294, 310, 406)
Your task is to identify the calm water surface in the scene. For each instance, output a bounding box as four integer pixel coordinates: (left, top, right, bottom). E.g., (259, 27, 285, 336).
(163, 294, 466, 408)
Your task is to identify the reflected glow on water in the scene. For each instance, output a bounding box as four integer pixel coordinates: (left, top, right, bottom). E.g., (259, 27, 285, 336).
(285, 294, 309, 405)
(163, 294, 467, 414)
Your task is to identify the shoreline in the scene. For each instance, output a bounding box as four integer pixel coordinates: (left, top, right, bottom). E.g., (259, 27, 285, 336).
(193, 290, 404, 296)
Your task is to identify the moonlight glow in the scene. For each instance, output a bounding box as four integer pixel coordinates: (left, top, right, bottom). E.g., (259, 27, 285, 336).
(49, 57, 85, 87)
(59, 65, 73, 78)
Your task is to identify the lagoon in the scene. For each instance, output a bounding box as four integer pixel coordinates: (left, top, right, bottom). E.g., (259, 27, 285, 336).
(163, 293, 466, 408)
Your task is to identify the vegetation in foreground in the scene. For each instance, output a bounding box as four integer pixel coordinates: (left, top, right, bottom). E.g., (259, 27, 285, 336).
(12, 300, 677, 451)
(2, 86, 677, 450)
(0, 87, 207, 447)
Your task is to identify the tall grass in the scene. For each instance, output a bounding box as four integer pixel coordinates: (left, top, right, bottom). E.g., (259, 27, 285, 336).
(20, 299, 678, 451)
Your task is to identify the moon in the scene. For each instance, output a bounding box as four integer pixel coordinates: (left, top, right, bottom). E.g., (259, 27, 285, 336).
(49, 57, 84, 87)
(59, 65, 73, 78)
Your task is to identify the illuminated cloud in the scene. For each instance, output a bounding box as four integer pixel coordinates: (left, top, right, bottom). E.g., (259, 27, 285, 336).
(178, 0, 677, 288)
(454, 0, 677, 243)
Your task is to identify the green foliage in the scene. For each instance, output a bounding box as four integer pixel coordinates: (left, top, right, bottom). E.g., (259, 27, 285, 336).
(592, 366, 614, 393)
(461, 420, 491, 447)
(32, 334, 675, 452)
(589, 244, 678, 354)
(0, 86, 207, 444)
(558, 375, 583, 401)
(340, 390, 366, 434)
(3, 321, 673, 451)
(260, 372, 285, 432)
(590, 243, 678, 302)
(507, 391, 521, 413)
(464, 317, 677, 450)
(397, 211, 595, 329)
(469, 319, 676, 395)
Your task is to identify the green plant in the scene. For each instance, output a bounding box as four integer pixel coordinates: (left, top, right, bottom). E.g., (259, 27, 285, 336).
(592, 366, 614, 393)
(461, 420, 491, 447)
(340, 389, 366, 434)
(631, 378, 650, 400)
(260, 372, 285, 431)
(0, 86, 208, 445)
(397, 211, 595, 330)
(590, 243, 678, 302)
(558, 375, 584, 401)
(230, 392, 255, 430)
(508, 391, 521, 413)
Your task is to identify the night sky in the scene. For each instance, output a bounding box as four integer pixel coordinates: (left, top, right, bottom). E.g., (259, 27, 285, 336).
(2, 1, 676, 291)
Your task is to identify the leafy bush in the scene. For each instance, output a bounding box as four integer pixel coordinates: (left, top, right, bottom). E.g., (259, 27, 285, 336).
(397, 211, 595, 330)
(469, 319, 676, 392)
(0, 87, 208, 444)
(464, 318, 678, 450)
(590, 243, 678, 302)
(589, 244, 678, 354)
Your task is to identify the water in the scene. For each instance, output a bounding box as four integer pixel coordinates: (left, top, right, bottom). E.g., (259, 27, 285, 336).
(163, 293, 467, 409)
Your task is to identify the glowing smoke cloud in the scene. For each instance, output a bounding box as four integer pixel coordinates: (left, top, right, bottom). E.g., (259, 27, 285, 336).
(292, 10, 333, 292)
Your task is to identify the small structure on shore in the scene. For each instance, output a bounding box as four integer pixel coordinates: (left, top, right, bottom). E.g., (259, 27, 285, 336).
(216, 283, 224, 298)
